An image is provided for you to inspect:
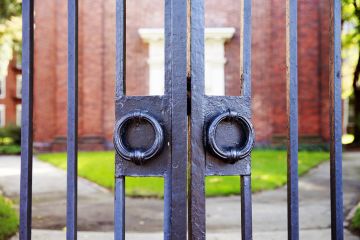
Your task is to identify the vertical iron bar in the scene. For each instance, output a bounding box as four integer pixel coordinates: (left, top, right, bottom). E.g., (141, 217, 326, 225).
(164, 0, 188, 238)
(240, 0, 252, 99)
(286, 0, 299, 239)
(19, 0, 34, 239)
(329, 1, 344, 239)
(241, 176, 252, 240)
(240, 0, 253, 239)
(189, 0, 206, 238)
(115, 0, 126, 239)
(115, 0, 126, 99)
(67, 0, 79, 239)
(163, 0, 172, 237)
(114, 177, 125, 240)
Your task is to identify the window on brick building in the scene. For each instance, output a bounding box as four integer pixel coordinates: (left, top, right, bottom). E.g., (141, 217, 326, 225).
(0, 75, 5, 99)
(16, 74, 22, 98)
(0, 105, 5, 127)
(16, 104, 21, 126)
(139, 27, 234, 96)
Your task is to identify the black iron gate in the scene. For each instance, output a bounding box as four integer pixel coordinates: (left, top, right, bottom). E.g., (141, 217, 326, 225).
(19, 0, 344, 240)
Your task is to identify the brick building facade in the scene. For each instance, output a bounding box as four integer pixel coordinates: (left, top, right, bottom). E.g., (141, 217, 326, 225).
(32, 0, 331, 151)
(0, 58, 22, 128)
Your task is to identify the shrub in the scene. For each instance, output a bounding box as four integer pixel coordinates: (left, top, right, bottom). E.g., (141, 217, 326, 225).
(0, 125, 21, 146)
(0, 144, 20, 155)
(0, 196, 18, 240)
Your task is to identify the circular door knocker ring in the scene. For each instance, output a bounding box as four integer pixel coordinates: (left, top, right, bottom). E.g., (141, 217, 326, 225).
(114, 111, 164, 165)
(206, 110, 255, 164)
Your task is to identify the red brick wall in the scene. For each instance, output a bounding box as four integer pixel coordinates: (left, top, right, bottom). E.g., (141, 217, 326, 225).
(33, 0, 57, 150)
(33, 0, 331, 151)
(298, 0, 322, 137)
(251, 0, 274, 144)
(319, 0, 331, 141)
(270, 0, 287, 138)
(251, 0, 330, 144)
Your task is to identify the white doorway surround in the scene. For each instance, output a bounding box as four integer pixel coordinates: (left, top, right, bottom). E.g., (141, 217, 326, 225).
(139, 27, 235, 95)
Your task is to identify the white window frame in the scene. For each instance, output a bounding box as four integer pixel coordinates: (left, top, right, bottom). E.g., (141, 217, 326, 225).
(139, 27, 235, 96)
(0, 105, 5, 127)
(16, 74, 22, 98)
(16, 104, 22, 127)
(0, 75, 6, 99)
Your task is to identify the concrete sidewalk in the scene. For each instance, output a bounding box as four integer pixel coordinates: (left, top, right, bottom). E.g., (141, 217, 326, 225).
(1, 152, 360, 239)
(10, 228, 359, 240)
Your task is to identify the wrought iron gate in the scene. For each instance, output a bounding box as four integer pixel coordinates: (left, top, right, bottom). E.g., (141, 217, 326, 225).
(19, 0, 343, 240)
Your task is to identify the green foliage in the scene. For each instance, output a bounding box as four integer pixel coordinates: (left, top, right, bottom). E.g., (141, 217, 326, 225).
(0, 125, 21, 146)
(342, 1, 360, 76)
(0, 125, 21, 155)
(0, 145, 21, 155)
(0, 195, 18, 240)
(342, 0, 360, 95)
(0, 0, 21, 80)
(37, 150, 329, 197)
(0, 0, 22, 22)
(351, 205, 360, 231)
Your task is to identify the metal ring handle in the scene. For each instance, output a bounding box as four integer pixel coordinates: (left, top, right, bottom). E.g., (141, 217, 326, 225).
(114, 111, 164, 165)
(206, 110, 255, 164)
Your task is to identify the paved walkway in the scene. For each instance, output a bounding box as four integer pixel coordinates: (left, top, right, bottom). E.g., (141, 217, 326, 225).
(0, 152, 359, 239)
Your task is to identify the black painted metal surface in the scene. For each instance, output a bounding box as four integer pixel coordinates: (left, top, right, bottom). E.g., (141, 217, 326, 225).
(19, 0, 34, 239)
(206, 111, 254, 163)
(114, 1, 126, 239)
(67, 0, 79, 239)
(114, 111, 164, 165)
(114, 0, 187, 239)
(166, 0, 188, 238)
(19, 0, 345, 239)
(329, 1, 344, 239)
(189, 0, 254, 239)
(189, 0, 206, 237)
(286, 0, 299, 239)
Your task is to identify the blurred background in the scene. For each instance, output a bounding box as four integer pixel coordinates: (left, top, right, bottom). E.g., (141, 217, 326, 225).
(0, 0, 360, 239)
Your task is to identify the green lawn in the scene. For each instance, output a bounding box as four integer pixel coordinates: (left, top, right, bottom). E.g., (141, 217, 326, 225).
(0, 195, 18, 240)
(37, 150, 329, 197)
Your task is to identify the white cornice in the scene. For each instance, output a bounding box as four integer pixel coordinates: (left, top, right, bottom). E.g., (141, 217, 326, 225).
(139, 27, 235, 43)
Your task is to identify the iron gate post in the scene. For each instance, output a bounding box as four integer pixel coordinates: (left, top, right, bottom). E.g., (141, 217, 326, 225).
(189, 0, 254, 239)
(286, 0, 299, 239)
(114, 0, 188, 239)
(329, 0, 344, 239)
(19, 0, 34, 239)
(67, 0, 79, 239)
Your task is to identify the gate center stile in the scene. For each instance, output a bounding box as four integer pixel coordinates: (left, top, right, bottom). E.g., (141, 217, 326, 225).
(113, 0, 254, 239)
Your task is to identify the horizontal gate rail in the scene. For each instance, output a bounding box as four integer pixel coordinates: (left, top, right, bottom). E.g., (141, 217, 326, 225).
(286, 0, 299, 239)
(67, 0, 79, 239)
(329, 0, 344, 239)
(19, 0, 34, 239)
